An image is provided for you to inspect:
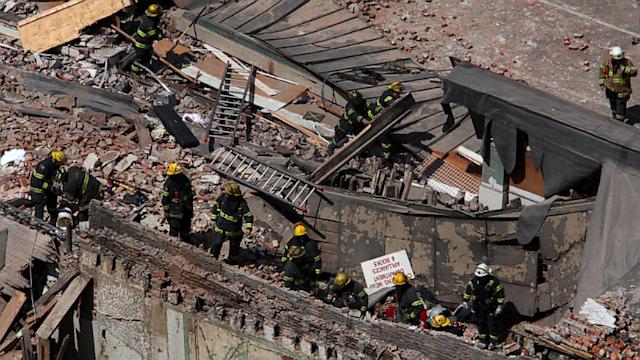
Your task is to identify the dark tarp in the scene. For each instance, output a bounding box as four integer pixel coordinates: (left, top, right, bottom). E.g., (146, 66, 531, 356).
(153, 105, 200, 148)
(574, 161, 640, 310)
(441, 62, 640, 198)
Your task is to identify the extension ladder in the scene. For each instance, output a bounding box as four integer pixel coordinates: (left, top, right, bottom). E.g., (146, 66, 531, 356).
(210, 145, 322, 211)
(206, 63, 256, 149)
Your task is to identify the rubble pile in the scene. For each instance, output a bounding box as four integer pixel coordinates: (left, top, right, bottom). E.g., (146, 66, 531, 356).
(517, 288, 640, 359)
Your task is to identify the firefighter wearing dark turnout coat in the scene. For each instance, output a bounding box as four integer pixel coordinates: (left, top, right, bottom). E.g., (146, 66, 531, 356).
(162, 163, 193, 242)
(56, 166, 103, 230)
(327, 90, 371, 156)
(323, 273, 368, 315)
(462, 263, 505, 348)
(367, 82, 403, 156)
(392, 271, 426, 325)
(30, 150, 66, 223)
(598, 46, 638, 121)
(282, 223, 322, 292)
(209, 182, 253, 265)
(130, 4, 162, 73)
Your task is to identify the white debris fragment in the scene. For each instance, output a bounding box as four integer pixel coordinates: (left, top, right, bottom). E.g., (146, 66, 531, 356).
(182, 113, 206, 126)
(579, 298, 617, 329)
(0, 149, 26, 166)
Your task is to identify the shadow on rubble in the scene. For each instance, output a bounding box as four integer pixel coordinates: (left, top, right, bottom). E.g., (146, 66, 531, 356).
(626, 105, 640, 126)
(189, 231, 280, 268)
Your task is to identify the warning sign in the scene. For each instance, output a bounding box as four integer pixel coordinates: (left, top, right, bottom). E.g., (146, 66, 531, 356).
(360, 250, 415, 289)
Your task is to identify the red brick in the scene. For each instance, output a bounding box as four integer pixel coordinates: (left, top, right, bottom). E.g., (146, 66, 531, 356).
(152, 270, 167, 278)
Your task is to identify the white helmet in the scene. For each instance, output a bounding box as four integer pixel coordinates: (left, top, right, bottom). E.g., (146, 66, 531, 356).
(475, 263, 490, 277)
(610, 46, 625, 60)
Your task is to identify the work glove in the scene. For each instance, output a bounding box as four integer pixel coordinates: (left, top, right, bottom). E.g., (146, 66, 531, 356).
(79, 221, 90, 232)
(461, 302, 468, 309)
(495, 305, 503, 315)
(620, 65, 626, 73)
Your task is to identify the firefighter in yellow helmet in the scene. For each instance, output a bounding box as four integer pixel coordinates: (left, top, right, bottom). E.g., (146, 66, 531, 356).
(30, 150, 66, 223)
(208, 182, 253, 265)
(327, 89, 371, 156)
(323, 272, 369, 316)
(162, 163, 193, 242)
(367, 82, 403, 157)
(281, 223, 322, 293)
(129, 4, 163, 73)
(392, 271, 427, 325)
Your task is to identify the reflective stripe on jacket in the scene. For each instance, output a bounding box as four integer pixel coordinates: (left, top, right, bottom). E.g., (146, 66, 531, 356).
(599, 56, 637, 97)
(210, 193, 253, 232)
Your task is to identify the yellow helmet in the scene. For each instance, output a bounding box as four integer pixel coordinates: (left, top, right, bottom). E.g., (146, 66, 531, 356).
(334, 273, 349, 287)
(388, 81, 403, 93)
(51, 150, 67, 164)
(166, 163, 183, 175)
(146, 4, 162, 17)
(294, 223, 308, 236)
(224, 182, 242, 197)
(392, 271, 408, 286)
(432, 314, 451, 328)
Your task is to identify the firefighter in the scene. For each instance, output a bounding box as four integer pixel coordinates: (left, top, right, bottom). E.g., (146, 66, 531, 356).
(281, 223, 322, 292)
(598, 46, 638, 121)
(430, 314, 464, 336)
(55, 166, 104, 231)
(462, 263, 505, 349)
(30, 150, 66, 224)
(129, 4, 162, 73)
(162, 163, 193, 243)
(327, 90, 371, 156)
(323, 272, 368, 316)
(367, 81, 403, 156)
(209, 182, 253, 265)
(392, 271, 426, 325)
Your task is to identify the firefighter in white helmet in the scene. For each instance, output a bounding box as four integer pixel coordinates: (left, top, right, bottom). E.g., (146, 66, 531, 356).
(462, 263, 505, 349)
(598, 46, 637, 121)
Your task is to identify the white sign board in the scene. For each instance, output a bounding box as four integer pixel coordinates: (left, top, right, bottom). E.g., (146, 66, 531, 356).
(361, 250, 415, 289)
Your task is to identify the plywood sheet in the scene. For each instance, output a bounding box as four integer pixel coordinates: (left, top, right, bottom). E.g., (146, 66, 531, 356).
(255, 0, 338, 34)
(221, 0, 281, 30)
(18, 0, 132, 53)
(258, 11, 355, 41)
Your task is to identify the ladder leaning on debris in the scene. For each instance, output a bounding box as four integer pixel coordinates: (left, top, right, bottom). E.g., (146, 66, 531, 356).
(210, 145, 326, 212)
(206, 63, 256, 150)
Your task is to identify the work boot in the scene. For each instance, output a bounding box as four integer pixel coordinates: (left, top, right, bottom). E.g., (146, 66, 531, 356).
(477, 342, 488, 350)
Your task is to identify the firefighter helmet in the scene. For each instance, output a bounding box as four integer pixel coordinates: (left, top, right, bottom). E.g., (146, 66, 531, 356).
(347, 90, 363, 102)
(432, 314, 451, 328)
(393, 271, 408, 286)
(224, 182, 242, 197)
(294, 223, 308, 236)
(334, 273, 349, 287)
(610, 46, 625, 60)
(475, 263, 490, 277)
(388, 81, 403, 93)
(146, 4, 162, 17)
(166, 163, 183, 175)
(51, 150, 67, 164)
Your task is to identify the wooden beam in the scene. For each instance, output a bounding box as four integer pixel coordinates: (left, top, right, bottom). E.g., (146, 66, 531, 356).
(54, 334, 70, 360)
(34, 270, 79, 311)
(35, 274, 90, 340)
(0, 290, 27, 344)
(18, 0, 132, 52)
(27, 298, 58, 327)
(308, 93, 415, 183)
(0, 228, 6, 270)
(22, 325, 33, 360)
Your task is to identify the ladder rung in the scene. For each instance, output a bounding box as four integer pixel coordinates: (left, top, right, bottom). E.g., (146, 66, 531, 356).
(291, 183, 308, 203)
(284, 181, 301, 200)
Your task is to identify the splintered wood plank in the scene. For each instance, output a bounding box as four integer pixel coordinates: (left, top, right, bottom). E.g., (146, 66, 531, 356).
(0, 290, 27, 344)
(18, 0, 132, 52)
(221, 0, 281, 30)
(35, 274, 90, 340)
(33, 270, 79, 311)
(269, 19, 370, 48)
(239, 0, 307, 34)
(257, 0, 338, 34)
(257, 10, 355, 41)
